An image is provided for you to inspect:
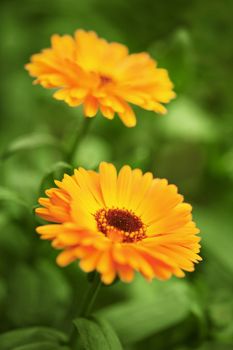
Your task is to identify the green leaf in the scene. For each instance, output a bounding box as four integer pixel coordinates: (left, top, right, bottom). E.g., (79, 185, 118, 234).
(0, 133, 60, 161)
(93, 316, 123, 350)
(0, 327, 67, 350)
(73, 318, 107, 350)
(38, 161, 72, 196)
(73, 317, 123, 350)
(99, 278, 191, 344)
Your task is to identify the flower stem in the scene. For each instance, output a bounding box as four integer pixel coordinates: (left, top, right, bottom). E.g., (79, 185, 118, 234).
(69, 273, 102, 347)
(79, 272, 102, 317)
(66, 117, 92, 164)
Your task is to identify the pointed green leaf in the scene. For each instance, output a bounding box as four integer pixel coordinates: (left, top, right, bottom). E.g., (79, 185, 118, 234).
(93, 316, 123, 350)
(73, 317, 123, 350)
(38, 161, 72, 196)
(0, 186, 29, 210)
(0, 133, 60, 161)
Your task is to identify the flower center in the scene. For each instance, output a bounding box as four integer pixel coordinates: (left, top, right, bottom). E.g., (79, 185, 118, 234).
(94, 208, 146, 243)
(99, 75, 113, 86)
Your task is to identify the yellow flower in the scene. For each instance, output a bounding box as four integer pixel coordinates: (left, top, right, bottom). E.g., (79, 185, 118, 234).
(36, 162, 201, 284)
(25, 30, 175, 127)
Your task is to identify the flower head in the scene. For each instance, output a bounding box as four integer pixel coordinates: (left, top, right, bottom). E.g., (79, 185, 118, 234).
(36, 162, 201, 284)
(26, 30, 175, 127)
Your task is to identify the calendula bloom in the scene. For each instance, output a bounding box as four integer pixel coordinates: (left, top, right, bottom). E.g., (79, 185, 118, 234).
(25, 30, 175, 127)
(36, 162, 201, 284)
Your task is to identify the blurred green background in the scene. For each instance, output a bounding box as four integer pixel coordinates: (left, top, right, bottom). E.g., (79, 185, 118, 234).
(0, 0, 233, 349)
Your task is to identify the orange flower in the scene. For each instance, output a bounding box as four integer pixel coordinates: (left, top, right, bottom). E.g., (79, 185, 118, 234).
(36, 162, 201, 284)
(25, 30, 175, 127)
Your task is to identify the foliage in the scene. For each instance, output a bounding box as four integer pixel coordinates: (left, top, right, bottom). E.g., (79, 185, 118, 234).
(0, 0, 233, 349)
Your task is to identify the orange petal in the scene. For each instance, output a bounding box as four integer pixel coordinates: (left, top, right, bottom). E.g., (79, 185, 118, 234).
(118, 103, 136, 127)
(84, 96, 99, 117)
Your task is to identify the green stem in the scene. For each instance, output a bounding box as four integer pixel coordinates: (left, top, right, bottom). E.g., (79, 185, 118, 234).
(79, 273, 102, 317)
(69, 273, 102, 347)
(66, 117, 92, 164)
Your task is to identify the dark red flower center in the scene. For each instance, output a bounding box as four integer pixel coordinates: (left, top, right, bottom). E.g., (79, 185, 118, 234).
(95, 208, 146, 243)
(99, 75, 113, 85)
(106, 209, 142, 232)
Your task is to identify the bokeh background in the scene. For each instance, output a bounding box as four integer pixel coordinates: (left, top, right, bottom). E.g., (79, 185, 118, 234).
(0, 0, 233, 349)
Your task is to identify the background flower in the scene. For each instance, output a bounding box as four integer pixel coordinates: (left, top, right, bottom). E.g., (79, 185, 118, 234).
(36, 162, 201, 284)
(25, 30, 175, 127)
